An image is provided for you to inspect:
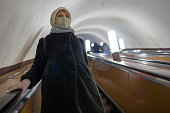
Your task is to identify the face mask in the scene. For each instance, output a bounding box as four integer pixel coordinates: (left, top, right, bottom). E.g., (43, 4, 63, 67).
(55, 16, 71, 28)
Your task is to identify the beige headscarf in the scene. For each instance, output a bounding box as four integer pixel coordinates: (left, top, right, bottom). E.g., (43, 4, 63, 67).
(50, 7, 71, 27)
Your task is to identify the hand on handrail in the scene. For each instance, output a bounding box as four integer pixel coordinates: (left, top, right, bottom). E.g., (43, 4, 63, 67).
(6, 79, 31, 95)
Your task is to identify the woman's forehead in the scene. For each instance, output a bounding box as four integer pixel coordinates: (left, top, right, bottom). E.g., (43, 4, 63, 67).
(57, 10, 70, 15)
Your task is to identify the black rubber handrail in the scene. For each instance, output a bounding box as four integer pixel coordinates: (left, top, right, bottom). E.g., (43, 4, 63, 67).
(0, 90, 21, 113)
(121, 56, 170, 65)
(121, 52, 170, 58)
(0, 81, 41, 113)
(120, 50, 170, 58)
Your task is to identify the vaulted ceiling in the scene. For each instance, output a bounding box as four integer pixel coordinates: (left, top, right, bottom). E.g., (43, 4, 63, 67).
(0, 0, 170, 67)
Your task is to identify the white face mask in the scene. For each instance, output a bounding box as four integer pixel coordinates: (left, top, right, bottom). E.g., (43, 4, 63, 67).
(55, 16, 71, 28)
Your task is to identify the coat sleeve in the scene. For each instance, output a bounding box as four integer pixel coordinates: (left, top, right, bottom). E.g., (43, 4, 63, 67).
(79, 38, 89, 65)
(21, 38, 47, 89)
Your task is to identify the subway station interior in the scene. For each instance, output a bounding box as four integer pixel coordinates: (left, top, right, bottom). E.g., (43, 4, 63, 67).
(0, 0, 170, 113)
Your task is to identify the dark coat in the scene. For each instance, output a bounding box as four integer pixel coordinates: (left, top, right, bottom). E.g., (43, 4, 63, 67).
(21, 32, 105, 113)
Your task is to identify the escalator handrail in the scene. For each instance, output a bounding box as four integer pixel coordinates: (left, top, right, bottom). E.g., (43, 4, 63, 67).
(0, 80, 41, 113)
(121, 56, 170, 65)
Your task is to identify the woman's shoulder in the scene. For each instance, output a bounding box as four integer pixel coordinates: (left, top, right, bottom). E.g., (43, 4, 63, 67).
(44, 33, 55, 39)
(39, 33, 58, 42)
(79, 38, 84, 44)
(45, 32, 72, 39)
(73, 35, 83, 41)
(77, 37, 84, 43)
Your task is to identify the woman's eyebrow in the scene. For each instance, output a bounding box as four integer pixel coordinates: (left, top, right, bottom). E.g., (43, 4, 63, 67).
(57, 12, 62, 14)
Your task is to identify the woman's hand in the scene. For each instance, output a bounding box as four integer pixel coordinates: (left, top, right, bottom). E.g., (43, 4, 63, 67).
(7, 79, 31, 95)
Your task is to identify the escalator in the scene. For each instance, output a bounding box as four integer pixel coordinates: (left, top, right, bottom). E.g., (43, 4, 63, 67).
(0, 82, 123, 113)
(0, 52, 170, 113)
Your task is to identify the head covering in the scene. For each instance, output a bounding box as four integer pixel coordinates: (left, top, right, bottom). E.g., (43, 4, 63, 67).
(50, 7, 71, 27)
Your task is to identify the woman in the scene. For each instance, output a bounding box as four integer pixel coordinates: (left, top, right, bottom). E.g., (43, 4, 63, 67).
(8, 7, 106, 113)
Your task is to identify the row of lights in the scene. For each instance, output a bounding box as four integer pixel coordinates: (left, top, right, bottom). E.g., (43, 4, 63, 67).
(85, 30, 125, 53)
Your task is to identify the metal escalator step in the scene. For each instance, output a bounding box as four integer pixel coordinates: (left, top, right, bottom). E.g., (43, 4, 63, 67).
(101, 98, 108, 105)
(98, 87, 123, 113)
(104, 104, 113, 113)
(99, 93, 105, 98)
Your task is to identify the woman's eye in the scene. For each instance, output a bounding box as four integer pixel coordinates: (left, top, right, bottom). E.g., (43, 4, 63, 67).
(57, 14, 70, 18)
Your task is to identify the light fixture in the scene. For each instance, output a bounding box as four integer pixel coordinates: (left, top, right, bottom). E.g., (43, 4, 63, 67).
(91, 43, 94, 47)
(108, 30, 119, 53)
(100, 42, 103, 46)
(85, 40, 91, 52)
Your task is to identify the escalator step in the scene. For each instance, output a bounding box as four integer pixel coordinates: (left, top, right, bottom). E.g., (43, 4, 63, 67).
(104, 105, 113, 113)
(101, 98, 108, 105)
(99, 93, 105, 98)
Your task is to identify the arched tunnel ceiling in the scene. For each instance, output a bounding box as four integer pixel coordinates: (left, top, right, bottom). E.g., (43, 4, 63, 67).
(0, 0, 170, 67)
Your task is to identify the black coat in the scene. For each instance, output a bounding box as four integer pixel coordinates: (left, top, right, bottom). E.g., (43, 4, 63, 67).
(21, 32, 105, 113)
